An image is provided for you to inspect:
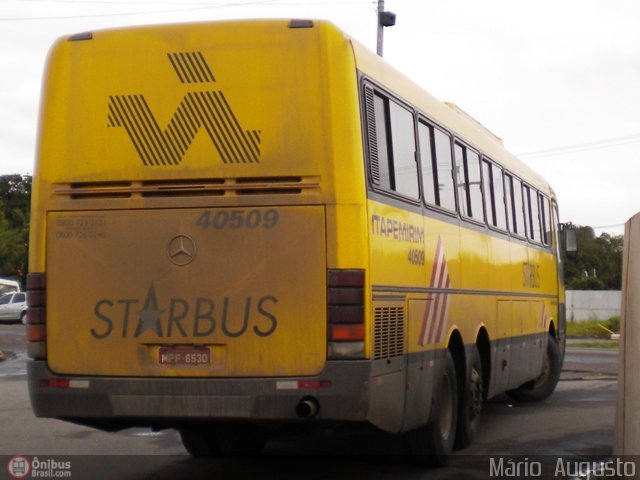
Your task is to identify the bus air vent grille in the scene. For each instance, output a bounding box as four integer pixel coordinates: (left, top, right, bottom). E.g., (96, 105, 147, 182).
(364, 86, 381, 186)
(53, 176, 319, 199)
(373, 306, 405, 360)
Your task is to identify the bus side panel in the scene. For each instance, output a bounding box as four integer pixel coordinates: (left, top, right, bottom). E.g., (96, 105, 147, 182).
(401, 299, 437, 431)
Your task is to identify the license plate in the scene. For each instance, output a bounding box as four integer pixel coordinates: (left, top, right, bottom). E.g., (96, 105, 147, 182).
(158, 347, 211, 366)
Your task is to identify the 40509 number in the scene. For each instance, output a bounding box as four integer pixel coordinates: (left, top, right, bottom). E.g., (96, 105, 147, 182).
(196, 209, 279, 230)
(408, 248, 425, 266)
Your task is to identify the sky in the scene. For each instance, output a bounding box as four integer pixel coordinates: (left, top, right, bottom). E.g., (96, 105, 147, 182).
(1, 0, 639, 235)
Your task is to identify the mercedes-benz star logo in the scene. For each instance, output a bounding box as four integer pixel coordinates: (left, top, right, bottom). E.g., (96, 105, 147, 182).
(167, 234, 197, 266)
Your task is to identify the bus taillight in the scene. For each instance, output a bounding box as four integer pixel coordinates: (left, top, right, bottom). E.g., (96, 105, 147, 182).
(327, 269, 365, 360)
(26, 273, 47, 360)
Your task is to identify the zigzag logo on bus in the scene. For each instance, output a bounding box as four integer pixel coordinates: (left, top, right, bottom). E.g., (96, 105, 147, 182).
(107, 51, 261, 166)
(418, 236, 452, 346)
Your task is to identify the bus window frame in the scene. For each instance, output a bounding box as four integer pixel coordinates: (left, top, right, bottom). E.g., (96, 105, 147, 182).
(538, 192, 552, 247)
(551, 199, 562, 253)
(482, 156, 509, 234)
(523, 182, 550, 247)
(362, 81, 422, 207)
(361, 76, 557, 254)
(507, 174, 528, 241)
(453, 139, 486, 227)
(417, 116, 459, 217)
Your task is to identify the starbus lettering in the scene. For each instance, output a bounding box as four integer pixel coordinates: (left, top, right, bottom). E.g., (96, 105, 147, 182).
(371, 214, 424, 244)
(90, 283, 278, 340)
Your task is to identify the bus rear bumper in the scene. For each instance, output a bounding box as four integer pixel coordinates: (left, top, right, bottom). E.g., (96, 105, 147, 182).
(27, 360, 372, 428)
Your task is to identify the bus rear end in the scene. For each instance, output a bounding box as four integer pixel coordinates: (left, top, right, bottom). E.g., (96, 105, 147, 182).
(27, 19, 370, 451)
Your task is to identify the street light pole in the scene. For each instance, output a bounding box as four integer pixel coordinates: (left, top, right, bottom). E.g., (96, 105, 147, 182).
(376, 0, 385, 56)
(376, 0, 396, 57)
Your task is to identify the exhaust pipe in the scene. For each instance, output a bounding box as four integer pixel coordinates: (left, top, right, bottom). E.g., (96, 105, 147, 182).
(296, 397, 320, 419)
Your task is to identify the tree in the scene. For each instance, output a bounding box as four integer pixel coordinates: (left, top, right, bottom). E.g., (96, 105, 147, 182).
(0, 175, 31, 284)
(562, 225, 623, 290)
(0, 174, 31, 224)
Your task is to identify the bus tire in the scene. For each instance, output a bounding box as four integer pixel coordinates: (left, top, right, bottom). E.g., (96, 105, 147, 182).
(455, 344, 483, 449)
(507, 335, 561, 403)
(404, 350, 458, 466)
(180, 426, 266, 458)
(180, 428, 219, 458)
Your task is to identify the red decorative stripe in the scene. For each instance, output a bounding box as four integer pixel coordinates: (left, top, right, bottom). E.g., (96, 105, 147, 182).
(419, 236, 452, 346)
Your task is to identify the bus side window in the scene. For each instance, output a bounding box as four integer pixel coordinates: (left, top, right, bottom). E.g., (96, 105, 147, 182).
(524, 184, 542, 243)
(418, 121, 437, 205)
(482, 160, 492, 223)
(511, 176, 526, 237)
(539, 193, 551, 246)
(531, 188, 542, 243)
(492, 164, 508, 230)
(523, 185, 532, 239)
(483, 160, 507, 230)
(433, 128, 456, 211)
(371, 93, 392, 190)
(419, 120, 457, 212)
(365, 86, 418, 199)
(454, 144, 468, 216)
(455, 142, 484, 222)
(552, 200, 561, 251)
(467, 149, 484, 222)
(388, 101, 419, 198)
(504, 173, 515, 232)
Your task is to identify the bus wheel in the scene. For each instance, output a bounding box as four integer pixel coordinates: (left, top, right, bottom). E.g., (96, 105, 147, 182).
(180, 426, 267, 458)
(404, 350, 458, 466)
(507, 335, 561, 403)
(455, 345, 483, 449)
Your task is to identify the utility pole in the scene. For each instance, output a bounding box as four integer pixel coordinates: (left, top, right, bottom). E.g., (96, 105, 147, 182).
(376, 0, 396, 57)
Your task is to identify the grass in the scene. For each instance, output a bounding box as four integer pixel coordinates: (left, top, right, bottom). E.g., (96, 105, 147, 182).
(568, 340, 619, 349)
(566, 316, 620, 339)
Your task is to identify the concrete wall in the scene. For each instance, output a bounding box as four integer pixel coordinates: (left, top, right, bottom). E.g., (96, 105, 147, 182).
(566, 290, 621, 322)
(615, 211, 640, 459)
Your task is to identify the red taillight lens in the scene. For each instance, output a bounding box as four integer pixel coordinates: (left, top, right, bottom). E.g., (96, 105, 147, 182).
(26, 272, 46, 360)
(27, 324, 46, 342)
(297, 380, 332, 389)
(328, 324, 365, 342)
(40, 378, 70, 389)
(327, 269, 365, 359)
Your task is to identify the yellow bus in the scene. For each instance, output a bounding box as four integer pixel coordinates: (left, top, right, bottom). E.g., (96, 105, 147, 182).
(27, 19, 567, 463)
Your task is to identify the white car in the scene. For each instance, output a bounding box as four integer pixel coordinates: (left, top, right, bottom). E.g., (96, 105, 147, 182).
(0, 292, 27, 324)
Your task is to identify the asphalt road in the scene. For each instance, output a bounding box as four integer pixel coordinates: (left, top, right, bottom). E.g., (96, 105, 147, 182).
(0, 324, 620, 479)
